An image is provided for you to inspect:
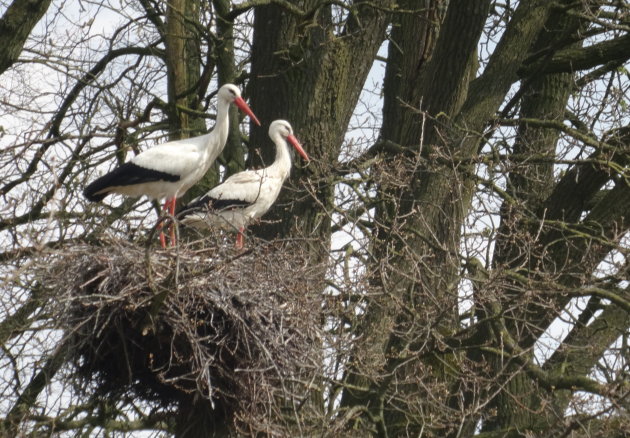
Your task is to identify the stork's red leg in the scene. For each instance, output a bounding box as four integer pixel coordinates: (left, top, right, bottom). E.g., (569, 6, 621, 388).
(168, 197, 177, 246)
(235, 227, 245, 249)
(158, 198, 173, 248)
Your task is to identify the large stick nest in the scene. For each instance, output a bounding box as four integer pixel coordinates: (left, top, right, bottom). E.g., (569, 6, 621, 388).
(42, 235, 325, 432)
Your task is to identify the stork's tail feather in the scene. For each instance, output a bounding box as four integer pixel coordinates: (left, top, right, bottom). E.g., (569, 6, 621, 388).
(177, 195, 251, 219)
(83, 179, 111, 202)
(176, 194, 213, 219)
(84, 162, 180, 202)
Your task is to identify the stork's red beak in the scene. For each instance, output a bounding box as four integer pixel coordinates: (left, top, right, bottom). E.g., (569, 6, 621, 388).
(234, 96, 261, 126)
(287, 134, 309, 161)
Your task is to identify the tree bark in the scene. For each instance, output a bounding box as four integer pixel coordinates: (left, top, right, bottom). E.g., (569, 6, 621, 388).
(341, 1, 489, 436)
(381, 0, 444, 145)
(248, 0, 394, 258)
(174, 398, 229, 438)
(213, 0, 245, 180)
(0, 0, 52, 75)
(545, 295, 630, 416)
(164, 0, 205, 141)
(484, 7, 583, 431)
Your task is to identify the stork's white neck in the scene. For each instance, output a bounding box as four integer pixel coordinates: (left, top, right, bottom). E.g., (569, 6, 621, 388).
(213, 96, 231, 150)
(269, 133, 292, 181)
(191, 95, 233, 181)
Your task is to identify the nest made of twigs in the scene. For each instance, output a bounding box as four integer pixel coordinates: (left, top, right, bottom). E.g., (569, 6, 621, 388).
(42, 234, 325, 432)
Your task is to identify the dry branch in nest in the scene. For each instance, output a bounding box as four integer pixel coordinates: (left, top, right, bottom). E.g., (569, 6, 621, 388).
(41, 235, 325, 434)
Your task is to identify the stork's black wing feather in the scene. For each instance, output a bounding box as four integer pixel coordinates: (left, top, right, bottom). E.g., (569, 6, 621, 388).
(84, 162, 180, 202)
(177, 194, 252, 218)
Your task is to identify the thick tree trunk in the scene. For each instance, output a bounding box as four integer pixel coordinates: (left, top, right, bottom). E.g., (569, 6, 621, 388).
(483, 7, 593, 433)
(381, 0, 444, 144)
(339, 0, 487, 434)
(0, 0, 52, 74)
(163, 1, 232, 434)
(248, 1, 394, 257)
(246, 1, 394, 432)
(164, 0, 204, 141)
(341, 1, 563, 435)
(213, 0, 245, 179)
(182, 0, 244, 201)
(174, 398, 230, 438)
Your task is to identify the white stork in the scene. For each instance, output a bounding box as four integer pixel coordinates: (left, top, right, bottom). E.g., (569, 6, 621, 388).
(83, 83, 261, 247)
(177, 119, 309, 248)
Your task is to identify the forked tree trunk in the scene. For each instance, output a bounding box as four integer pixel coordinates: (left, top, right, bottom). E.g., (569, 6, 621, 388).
(248, 1, 394, 262)
(339, 1, 567, 435)
(340, 2, 486, 436)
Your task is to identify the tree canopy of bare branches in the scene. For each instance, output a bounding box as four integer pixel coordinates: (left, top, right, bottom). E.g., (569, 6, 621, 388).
(1, 0, 629, 437)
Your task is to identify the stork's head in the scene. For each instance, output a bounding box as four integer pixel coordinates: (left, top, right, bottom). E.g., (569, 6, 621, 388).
(218, 83, 241, 102)
(270, 120, 309, 161)
(218, 84, 261, 126)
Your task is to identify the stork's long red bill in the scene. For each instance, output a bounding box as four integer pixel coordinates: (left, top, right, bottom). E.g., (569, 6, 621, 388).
(287, 134, 309, 161)
(234, 96, 261, 126)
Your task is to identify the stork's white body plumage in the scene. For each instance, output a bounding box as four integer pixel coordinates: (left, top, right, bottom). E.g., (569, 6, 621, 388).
(100, 132, 225, 200)
(178, 120, 309, 247)
(180, 163, 288, 232)
(83, 83, 260, 247)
